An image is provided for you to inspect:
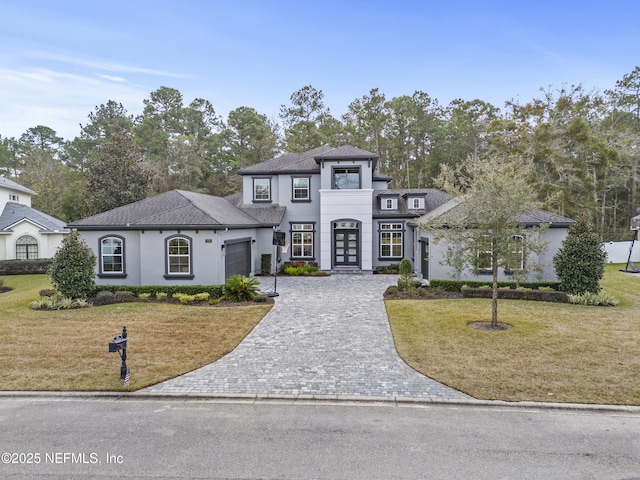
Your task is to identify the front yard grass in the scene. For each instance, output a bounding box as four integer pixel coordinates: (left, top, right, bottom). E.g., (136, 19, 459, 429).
(386, 264, 640, 405)
(0, 275, 270, 391)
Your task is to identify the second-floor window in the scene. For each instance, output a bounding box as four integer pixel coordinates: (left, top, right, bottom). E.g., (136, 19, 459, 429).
(333, 167, 360, 189)
(253, 178, 271, 202)
(292, 177, 310, 201)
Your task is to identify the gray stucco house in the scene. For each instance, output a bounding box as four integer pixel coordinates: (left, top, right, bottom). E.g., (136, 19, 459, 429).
(0, 176, 68, 260)
(69, 145, 571, 286)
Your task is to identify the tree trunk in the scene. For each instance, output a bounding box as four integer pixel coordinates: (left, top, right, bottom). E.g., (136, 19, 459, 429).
(491, 253, 499, 328)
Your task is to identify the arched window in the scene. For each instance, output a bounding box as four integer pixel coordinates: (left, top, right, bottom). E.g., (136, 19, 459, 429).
(167, 236, 191, 275)
(100, 236, 124, 274)
(16, 235, 38, 259)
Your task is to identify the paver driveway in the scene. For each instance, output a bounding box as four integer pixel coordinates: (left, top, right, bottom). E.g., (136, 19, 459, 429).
(143, 274, 471, 400)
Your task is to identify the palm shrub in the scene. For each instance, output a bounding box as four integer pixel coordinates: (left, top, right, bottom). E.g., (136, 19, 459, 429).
(553, 212, 607, 294)
(224, 275, 260, 302)
(48, 231, 96, 299)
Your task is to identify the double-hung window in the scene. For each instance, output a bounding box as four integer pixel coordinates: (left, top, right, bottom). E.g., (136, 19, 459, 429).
(380, 223, 403, 258)
(100, 236, 124, 274)
(253, 178, 271, 202)
(292, 177, 310, 201)
(506, 235, 525, 272)
(291, 223, 314, 258)
(477, 235, 493, 272)
(167, 236, 191, 275)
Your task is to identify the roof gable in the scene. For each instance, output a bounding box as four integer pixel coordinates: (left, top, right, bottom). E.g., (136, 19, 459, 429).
(0, 202, 67, 232)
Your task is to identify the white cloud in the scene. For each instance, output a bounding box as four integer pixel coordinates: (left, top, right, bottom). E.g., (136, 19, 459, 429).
(0, 67, 150, 140)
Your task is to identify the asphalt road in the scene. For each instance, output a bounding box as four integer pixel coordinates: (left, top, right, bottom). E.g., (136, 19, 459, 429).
(1, 397, 639, 479)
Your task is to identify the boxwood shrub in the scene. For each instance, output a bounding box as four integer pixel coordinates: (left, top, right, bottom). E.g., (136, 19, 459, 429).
(430, 279, 562, 292)
(87, 284, 225, 299)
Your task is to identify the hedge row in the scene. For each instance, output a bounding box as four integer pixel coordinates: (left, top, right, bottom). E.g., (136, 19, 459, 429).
(0, 259, 52, 275)
(461, 287, 569, 303)
(88, 284, 225, 298)
(430, 279, 562, 292)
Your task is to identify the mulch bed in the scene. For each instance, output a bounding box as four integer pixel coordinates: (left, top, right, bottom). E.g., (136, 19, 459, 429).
(467, 321, 513, 331)
(0, 287, 12, 294)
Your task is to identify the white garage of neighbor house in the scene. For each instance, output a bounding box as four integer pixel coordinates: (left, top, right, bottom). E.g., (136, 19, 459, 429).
(0, 176, 68, 261)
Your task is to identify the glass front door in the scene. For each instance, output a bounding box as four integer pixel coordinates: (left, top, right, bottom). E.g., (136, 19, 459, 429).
(333, 221, 360, 266)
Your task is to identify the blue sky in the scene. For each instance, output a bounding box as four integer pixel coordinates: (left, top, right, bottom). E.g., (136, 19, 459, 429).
(2, 0, 639, 140)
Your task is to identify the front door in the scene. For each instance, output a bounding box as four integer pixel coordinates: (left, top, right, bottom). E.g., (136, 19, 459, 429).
(333, 221, 360, 267)
(421, 240, 429, 280)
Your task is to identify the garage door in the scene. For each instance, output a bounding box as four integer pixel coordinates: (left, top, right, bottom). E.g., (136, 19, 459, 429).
(225, 240, 251, 279)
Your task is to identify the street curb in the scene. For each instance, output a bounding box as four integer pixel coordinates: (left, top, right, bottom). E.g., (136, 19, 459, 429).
(1, 391, 639, 413)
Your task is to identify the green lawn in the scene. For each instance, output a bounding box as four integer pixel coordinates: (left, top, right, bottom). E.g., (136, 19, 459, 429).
(0, 275, 271, 391)
(386, 264, 640, 405)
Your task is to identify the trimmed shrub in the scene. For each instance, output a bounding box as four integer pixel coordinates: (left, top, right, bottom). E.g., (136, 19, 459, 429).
(376, 264, 400, 274)
(137, 293, 151, 300)
(261, 254, 272, 276)
(87, 284, 224, 299)
(48, 231, 96, 299)
(461, 287, 569, 303)
(0, 259, 52, 275)
(155, 292, 168, 301)
(224, 275, 260, 302)
(430, 279, 562, 292)
(253, 295, 268, 303)
(385, 285, 399, 295)
(553, 212, 607, 294)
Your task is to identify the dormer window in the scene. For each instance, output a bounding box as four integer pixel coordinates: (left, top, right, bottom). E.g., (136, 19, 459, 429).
(381, 197, 398, 210)
(408, 197, 424, 209)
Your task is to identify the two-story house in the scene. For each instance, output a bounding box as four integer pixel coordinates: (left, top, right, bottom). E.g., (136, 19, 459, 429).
(0, 176, 68, 261)
(70, 145, 570, 286)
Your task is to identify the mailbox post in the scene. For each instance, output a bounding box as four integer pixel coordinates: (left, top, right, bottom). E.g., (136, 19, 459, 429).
(108, 326, 128, 380)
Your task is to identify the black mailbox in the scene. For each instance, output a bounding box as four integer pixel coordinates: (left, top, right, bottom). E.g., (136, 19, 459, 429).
(109, 336, 127, 352)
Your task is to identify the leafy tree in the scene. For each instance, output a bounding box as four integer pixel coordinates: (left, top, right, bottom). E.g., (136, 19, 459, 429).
(48, 231, 96, 298)
(553, 212, 607, 294)
(422, 154, 547, 328)
(84, 132, 150, 215)
(0, 136, 22, 177)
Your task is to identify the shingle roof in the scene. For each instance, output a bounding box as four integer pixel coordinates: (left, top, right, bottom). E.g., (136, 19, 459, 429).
(236, 145, 380, 175)
(0, 176, 37, 196)
(225, 192, 286, 226)
(69, 190, 271, 229)
(417, 198, 574, 227)
(236, 145, 332, 175)
(0, 202, 67, 232)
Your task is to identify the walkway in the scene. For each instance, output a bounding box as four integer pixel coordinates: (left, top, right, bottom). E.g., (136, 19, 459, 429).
(142, 274, 471, 400)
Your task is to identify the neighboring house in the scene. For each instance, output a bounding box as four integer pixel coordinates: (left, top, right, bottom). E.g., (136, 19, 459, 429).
(69, 145, 572, 286)
(415, 198, 574, 282)
(0, 176, 68, 261)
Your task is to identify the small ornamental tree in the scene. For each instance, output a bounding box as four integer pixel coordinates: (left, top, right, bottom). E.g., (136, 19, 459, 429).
(48, 231, 96, 298)
(553, 212, 607, 294)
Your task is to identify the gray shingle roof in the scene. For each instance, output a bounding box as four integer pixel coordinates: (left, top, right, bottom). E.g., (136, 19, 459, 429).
(0, 176, 37, 196)
(69, 190, 271, 230)
(225, 192, 286, 226)
(236, 145, 380, 175)
(417, 198, 574, 227)
(0, 202, 67, 232)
